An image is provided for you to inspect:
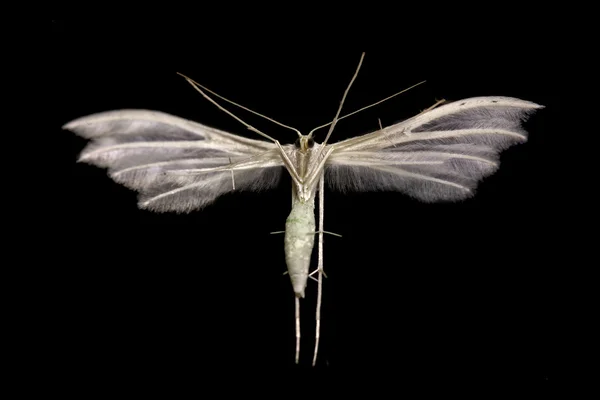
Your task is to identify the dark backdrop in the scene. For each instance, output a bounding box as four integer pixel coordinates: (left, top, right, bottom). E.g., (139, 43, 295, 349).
(51, 20, 570, 388)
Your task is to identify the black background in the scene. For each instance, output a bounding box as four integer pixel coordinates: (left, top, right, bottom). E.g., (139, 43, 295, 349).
(51, 19, 575, 389)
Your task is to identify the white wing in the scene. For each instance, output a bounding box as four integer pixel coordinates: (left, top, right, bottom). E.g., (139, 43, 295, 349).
(63, 109, 284, 213)
(325, 96, 543, 202)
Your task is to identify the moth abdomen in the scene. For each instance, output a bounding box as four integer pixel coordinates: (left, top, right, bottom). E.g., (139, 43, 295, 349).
(284, 196, 316, 298)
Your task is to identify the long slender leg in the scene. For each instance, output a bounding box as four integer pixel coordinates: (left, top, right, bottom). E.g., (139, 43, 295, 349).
(292, 182, 302, 365)
(313, 173, 325, 366)
(419, 98, 446, 114)
(307, 230, 342, 238)
(305, 145, 335, 189)
(275, 141, 303, 186)
(295, 296, 301, 364)
(228, 157, 236, 190)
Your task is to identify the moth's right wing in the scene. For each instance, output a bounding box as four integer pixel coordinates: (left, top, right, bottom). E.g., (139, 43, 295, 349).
(63, 109, 285, 213)
(324, 97, 543, 202)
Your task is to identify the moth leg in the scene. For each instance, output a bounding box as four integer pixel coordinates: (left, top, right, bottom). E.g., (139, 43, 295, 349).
(295, 296, 301, 364)
(305, 146, 335, 189)
(379, 118, 399, 148)
(228, 157, 236, 190)
(309, 268, 328, 279)
(307, 230, 342, 238)
(419, 98, 446, 114)
(274, 140, 303, 186)
(312, 173, 325, 366)
(307, 230, 340, 279)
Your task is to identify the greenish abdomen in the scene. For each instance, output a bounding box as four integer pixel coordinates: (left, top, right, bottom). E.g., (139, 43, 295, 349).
(284, 196, 316, 298)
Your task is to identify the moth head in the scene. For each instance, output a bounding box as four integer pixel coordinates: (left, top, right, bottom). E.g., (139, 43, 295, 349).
(294, 135, 315, 152)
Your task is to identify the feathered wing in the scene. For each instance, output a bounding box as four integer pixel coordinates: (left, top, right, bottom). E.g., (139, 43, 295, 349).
(324, 96, 544, 202)
(63, 109, 284, 212)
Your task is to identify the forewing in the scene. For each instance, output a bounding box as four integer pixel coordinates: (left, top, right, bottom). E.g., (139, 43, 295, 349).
(64, 109, 284, 212)
(325, 97, 543, 202)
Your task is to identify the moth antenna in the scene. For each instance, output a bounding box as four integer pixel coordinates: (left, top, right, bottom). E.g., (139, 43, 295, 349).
(178, 72, 305, 186)
(318, 53, 365, 148)
(177, 72, 278, 142)
(177, 73, 302, 137)
(307, 52, 365, 180)
(308, 80, 426, 137)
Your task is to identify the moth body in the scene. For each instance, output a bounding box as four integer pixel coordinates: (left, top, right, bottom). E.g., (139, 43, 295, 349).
(284, 184, 317, 298)
(61, 57, 543, 366)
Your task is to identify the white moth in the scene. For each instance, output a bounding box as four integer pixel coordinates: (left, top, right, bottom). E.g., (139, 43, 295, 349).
(63, 53, 543, 366)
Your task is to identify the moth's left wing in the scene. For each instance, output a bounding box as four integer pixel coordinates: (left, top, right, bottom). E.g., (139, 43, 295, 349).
(64, 109, 284, 212)
(324, 96, 543, 202)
